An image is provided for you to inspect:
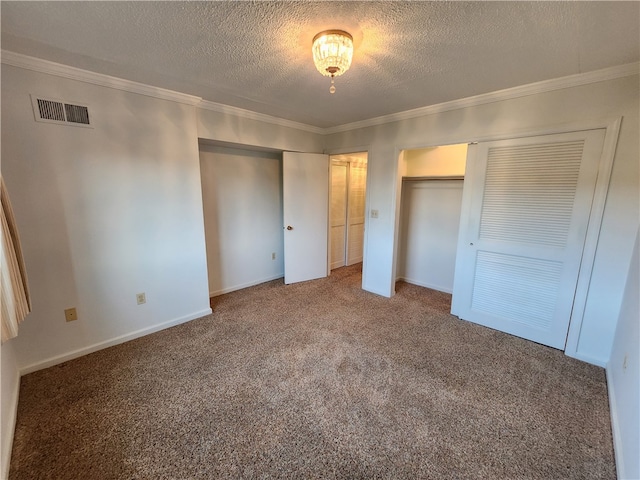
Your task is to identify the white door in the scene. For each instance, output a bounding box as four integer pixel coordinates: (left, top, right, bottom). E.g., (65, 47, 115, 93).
(283, 152, 329, 284)
(346, 161, 367, 265)
(451, 129, 605, 349)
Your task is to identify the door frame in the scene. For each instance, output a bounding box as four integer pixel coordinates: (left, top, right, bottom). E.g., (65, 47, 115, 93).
(390, 117, 621, 362)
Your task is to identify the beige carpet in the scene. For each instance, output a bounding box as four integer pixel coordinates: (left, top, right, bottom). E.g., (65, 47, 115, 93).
(9, 264, 615, 479)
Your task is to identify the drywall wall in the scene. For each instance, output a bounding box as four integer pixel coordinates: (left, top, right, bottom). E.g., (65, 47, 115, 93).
(607, 228, 639, 480)
(397, 179, 464, 293)
(197, 107, 324, 154)
(1, 65, 212, 372)
(403, 144, 467, 177)
(325, 74, 639, 366)
(200, 145, 284, 295)
(396, 144, 467, 292)
(1, 341, 20, 479)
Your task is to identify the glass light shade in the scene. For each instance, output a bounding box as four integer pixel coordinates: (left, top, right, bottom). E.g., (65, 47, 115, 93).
(312, 30, 353, 77)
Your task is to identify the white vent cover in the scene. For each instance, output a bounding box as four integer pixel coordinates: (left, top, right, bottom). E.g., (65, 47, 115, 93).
(30, 95, 92, 127)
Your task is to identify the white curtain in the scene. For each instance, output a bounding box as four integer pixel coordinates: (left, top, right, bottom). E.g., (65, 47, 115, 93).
(1, 176, 31, 342)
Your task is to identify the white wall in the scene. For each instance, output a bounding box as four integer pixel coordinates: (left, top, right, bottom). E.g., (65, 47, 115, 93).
(1, 341, 20, 479)
(403, 144, 467, 177)
(607, 228, 639, 480)
(325, 74, 639, 366)
(197, 108, 324, 154)
(1, 65, 212, 372)
(398, 180, 464, 293)
(200, 145, 284, 295)
(396, 144, 467, 292)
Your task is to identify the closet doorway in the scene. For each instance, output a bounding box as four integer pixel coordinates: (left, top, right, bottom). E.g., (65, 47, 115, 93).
(329, 152, 368, 270)
(396, 144, 468, 293)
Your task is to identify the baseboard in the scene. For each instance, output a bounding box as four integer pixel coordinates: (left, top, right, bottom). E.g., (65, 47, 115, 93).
(606, 366, 625, 480)
(396, 276, 453, 294)
(363, 283, 393, 298)
(564, 350, 607, 368)
(1, 371, 20, 480)
(19, 308, 212, 375)
(209, 274, 284, 297)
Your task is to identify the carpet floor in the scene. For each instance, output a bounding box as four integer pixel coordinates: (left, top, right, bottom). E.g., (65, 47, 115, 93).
(9, 264, 615, 479)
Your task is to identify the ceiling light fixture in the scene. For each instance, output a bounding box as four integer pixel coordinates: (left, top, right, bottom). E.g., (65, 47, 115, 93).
(311, 30, 353, 94)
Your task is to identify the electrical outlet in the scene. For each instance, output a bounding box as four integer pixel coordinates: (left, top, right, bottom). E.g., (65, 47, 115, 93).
(136, 292, 146, 305)
(272, 252, 276, 260)
(370, 209, 379, 219)
(65, 308, 78, 322)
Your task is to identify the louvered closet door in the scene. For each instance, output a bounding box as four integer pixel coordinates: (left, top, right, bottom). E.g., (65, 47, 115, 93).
(451, 129, 605, 349)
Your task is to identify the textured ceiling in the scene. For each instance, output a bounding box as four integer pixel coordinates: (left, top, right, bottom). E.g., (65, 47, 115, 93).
(2, 1, 638, 128)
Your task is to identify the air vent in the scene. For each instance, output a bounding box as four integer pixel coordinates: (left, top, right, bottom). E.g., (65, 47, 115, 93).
(37, 99, 65, 121)
(31, 95, 93, 128)
(64, 103, 90, 125)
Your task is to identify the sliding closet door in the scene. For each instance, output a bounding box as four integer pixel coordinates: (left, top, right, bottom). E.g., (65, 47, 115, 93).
(451, 129, 605, 349)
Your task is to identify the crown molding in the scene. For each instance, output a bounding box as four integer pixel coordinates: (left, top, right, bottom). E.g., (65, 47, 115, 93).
(1, 50, 324, 134)
(1, 50, 202, 106)
(325, 62, 640, 135)
(198, 100, 325, 135)
(3, 50, 637, 136)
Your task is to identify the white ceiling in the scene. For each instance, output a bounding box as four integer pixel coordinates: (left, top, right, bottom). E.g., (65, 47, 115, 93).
(2, 1, 638, 128)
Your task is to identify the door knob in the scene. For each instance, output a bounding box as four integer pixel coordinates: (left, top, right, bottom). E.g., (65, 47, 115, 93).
(286, 225, 293, 230)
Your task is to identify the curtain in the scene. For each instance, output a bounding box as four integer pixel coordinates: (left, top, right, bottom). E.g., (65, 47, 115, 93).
(1, 176, 31, 342)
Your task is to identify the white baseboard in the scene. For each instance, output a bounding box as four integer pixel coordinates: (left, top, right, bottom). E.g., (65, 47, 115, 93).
(564, 350, 607, 368)
(396, 276, 453, 294)
(209, 274, 284, 297)
(606, 366, 625, 480)
(1, 371, 20, 480)
(19, 308, 212, 375)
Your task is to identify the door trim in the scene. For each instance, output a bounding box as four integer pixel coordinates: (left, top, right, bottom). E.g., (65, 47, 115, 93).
(563, 117, 621, 362)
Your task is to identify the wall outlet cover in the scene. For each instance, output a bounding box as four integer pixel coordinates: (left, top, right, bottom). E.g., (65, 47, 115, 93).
(64, 308, 78, 322)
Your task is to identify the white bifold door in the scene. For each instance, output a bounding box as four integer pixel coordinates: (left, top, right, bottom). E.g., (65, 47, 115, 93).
(451, 129, 605, 349)
(283, 152, 329, 284)
(330, 159, 367, 270)
(330, 162, 349, 269)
